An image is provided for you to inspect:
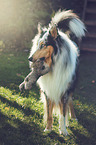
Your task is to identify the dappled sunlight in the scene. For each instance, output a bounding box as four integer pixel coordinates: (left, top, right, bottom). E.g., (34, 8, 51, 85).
(0, 86, 44, 125)
(0, 1, 16, 26)
(0, 85, 47, 144)
(0, 86, 95, 144)
(0, 0, 24, 40)
(0, 0, 51, 50)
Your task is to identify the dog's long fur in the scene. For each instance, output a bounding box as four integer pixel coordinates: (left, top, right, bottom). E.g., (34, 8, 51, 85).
(29, 10, 86, 135)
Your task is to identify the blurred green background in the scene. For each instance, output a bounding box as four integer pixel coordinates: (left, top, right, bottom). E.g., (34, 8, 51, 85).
(0, 0, 84, 51)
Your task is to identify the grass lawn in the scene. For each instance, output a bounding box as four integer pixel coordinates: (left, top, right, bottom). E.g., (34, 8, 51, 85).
(0, 49, 96, 145)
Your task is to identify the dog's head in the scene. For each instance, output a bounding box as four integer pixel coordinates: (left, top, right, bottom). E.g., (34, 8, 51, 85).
(28, 23, 60, 67)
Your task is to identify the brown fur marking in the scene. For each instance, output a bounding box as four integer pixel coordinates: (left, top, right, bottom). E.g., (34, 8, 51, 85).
(59, 93, 76, 119)
(46, 98, 54, 130)
(50, 26, 58, 39)
(60, 95, 68, 117)
(32, 45, 54, 67)
(68, 93, 76, 119)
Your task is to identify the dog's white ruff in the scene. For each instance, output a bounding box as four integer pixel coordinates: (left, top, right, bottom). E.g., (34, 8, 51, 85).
(37, 32, 78, 105)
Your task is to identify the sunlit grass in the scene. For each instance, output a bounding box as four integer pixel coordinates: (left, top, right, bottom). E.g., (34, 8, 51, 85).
(0, 50, 96, 144)
(0, 86, 43, 122)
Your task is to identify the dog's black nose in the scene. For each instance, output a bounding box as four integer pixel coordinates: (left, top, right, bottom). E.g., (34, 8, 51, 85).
(28, 57, 33, 62)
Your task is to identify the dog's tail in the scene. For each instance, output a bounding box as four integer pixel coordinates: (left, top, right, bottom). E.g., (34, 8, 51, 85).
(51, 10, 86, 39)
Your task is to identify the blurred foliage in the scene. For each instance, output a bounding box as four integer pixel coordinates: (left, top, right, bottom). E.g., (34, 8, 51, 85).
(0, 0, 84, 51)
(0, 0, 52, 51)
(0, 41, 5, 49)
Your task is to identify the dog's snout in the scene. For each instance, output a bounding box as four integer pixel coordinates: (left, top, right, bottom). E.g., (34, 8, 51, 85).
(28, 57, 33, 62)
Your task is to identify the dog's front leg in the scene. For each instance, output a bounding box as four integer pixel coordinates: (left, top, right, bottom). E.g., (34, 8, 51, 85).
(44, 98, 54, 132)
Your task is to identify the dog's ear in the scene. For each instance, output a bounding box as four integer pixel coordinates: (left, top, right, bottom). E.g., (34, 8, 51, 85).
(37, 23, 43, 34)
(50, 25, 58, 39)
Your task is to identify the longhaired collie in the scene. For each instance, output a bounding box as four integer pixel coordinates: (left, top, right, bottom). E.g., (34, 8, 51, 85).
(28, 10, 86, 135)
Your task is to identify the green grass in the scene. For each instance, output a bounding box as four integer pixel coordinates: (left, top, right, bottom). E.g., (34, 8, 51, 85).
(0, 50, 96, 145)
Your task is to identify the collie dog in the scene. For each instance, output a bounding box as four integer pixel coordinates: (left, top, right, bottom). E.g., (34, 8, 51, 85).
(28, 10, 86, 135)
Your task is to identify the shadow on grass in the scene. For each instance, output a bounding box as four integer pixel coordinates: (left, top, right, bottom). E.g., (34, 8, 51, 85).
(48, 131, 65, 143)
(0, 111, 47, 145)
(71, 129, 92, 145)
(0, 94, 66, 145)
(77, 112, 96, 144)
(78, 111, 96, 133)
(71, 107, 96, 145)
(0, 94, 41, 118)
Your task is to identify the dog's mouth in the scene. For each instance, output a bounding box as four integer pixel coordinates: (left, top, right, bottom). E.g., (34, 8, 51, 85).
(19, 57, 51, 91)
(19, 25, 59, 91)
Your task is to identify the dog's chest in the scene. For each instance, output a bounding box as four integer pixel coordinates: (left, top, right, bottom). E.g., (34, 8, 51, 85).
(38, 51, 76, 105)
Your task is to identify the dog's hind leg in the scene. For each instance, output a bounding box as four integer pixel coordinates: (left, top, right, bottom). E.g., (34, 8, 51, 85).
(68, 93, 77, 120)
(44, 98, 54, 132)
(59, 93, 69, 135)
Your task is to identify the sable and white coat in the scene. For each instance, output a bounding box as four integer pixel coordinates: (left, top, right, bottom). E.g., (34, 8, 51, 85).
(29, 10, 86, 135)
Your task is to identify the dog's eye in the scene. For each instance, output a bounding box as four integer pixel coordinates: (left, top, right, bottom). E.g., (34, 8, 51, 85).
(39, 41, 45, 49)
(40, 44, 45, 49)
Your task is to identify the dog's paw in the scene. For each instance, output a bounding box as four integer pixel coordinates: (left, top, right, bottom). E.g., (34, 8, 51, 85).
(59, 129, 68, 136)
(44, 128, 52, 133)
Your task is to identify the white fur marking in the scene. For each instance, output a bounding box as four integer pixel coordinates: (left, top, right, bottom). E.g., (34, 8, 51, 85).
(69, 19, 86, 38)
(59, 114, 68, 135)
